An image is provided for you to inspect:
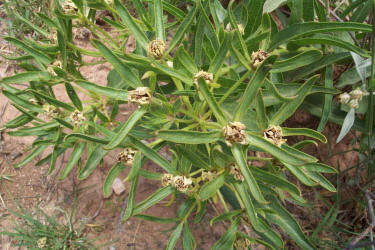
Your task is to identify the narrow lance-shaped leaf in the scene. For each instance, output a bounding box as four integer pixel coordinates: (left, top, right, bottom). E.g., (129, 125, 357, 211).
(65, 82, 82, 111)
(336, 108, 355, 143)
(91, 39, 143, 88)
(158, 130, 221, 144)
(197, 78, 227, 125)
(282, 127, 327, 143)
(317, 66, 333, 132)
(59, 142, 86, 180)
(14, 145, 47, 168)
(103, 162, 126, 197)
(133, 185, 174, 215)
(126, 152, 142, 181)
(234, 55, 278, 121)
(166, 222, 184, 250)
(231, 144, 266, 203)
(271, 49, 323, 73)
(154, 0, 165, 41)
(123, 175, 139, 221)
(234, 182, 260, 231)
(114, 0, 149, 49)
(208, 32, 231, 75)
(104, 107, 147, 150)
(212, 218, 240, 250)
(78, 144, 109, 180)
(269, 75, 318, 126)
(0, 71, 50, 84)
(166, 1, 198, 54)
(75, 80, 128, 100)
(29, 90, 75, 112)
(198, 173, 226, 200)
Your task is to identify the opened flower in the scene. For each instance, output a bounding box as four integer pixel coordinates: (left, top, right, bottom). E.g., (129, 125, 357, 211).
(70, 110, 85, 126)
(148, 40, 165, 59)
(128, 87, 152, 105)
(250, 49, 269, 70)
(229, 164, 244, 181)
(117, 148, 137, 166)
(264, 125, 286, 147)
(172, 175, 193, 192)
(161, 173, 174, 187)
(194, 71, 214, 86)
(223, 122, 247, 146)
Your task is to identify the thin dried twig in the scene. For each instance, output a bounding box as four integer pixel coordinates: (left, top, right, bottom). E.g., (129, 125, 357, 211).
(115, 195, 128, 233)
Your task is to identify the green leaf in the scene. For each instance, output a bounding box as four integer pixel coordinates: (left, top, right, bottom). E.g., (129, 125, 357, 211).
(103, 162, 126, 197)
(158, 130, 221, 144)
(176, 46, 198, 74)
(282, 127, 327, 143)
(104, 107, 147, 149)
(176, 146, 210, 170)
(317, 66, 333, 132)
(256, 90, 268, 131)
(234, 55, 278, 121)
(126, 152, 142, 181)
(14, 146, 47, 168)
(65, 133, 109, 144)
(75, 80, 128, 100)
(2, 90, 43, 113)
(263, 0, 287, 13)
(234, 182, 260, 231)
(336, 108, 355, 143)
(271, 49, 323, 73)
(251, 167, 301, 197)
(288, 35, 369, 57)
(183, 223, 196, 250)
(4, 37, 52, 65)
(114, 0, 149, 49)
(130, 136, 177, 174)
(123, 175, 139, 221)
(269, 75, 318, 125)
(59, 142, 86, 180)
(304, 163, 337, 173)
(211, 218, 240, 250)
(197, 78, 227, 125)
(154, 0, 165, 41)
(78, 144, 109, 180)
(246, 132, 308, 165)
(281, 144, 317, 163)
(208, 32, 230, 75)
(304, 171, 336, 192)
(152, 61, 194, 85)
(269, 22, 372, 50)
(166, 222, 184, 250)
(210, 209, 242, 226)
(29, 90, 75, 112)
(91, 39, 143, 88)
(135, 214, 179, 224)
(65, 83, 82, 111)
(166, 1, 198, 54)
(282, 162, 317, 186)
(198, 173, 226, 200)
(265, 195, 315, 250)
(133, 185, 174, 215)
(231, 144, 266, 203)
(0, 71, 50, 84)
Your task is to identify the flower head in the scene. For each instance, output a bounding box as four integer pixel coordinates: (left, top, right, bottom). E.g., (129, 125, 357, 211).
(223, 122, 247, 146)
(161, 173, 174, 187)
(250, 49, 269, 70)
(70, 110, 85, 126)
(61, 0, 77, 15)
(194, 71, 214, 86)
(234, 237, 251, 250)
(201, 171, 217, 182)
(264, 125, 286, 147)
(338, 92, 351, 104)
(37, 237, 47, 248)
(128, 87, 152, 105)
(43, 104, 59, 119)
(225, 23, 245, 35)
(350, 88, 369, 101)
(229, 164, 244, 181)
(117, 148, 137, 166)
(172, 175, 193, 192)
(148, 40, 165, 59)
(348, 98, 359, 109)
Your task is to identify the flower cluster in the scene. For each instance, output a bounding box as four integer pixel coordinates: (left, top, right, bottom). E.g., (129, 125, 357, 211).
(338, 88, 369, 109)
(234, 237, 251, 250)
(128, 87, 152, 105)
(229, 164, 244, 181)
(70, 110, 85, 126)
(43, 104, 59, 119)
(194, 71, 214, 86)
(225, 23, 245, 35)
(148, 40, 165, 59)
(201, 170, 217, 182)
(61, 0, 77, 15)
(117, 148, 137, 166)
(250, 49, 269, 70)
(263, 125, 286, 147)
(161, 174, 193, 193)
(47, 60, 62, 76)
(223, 122, 247, 146)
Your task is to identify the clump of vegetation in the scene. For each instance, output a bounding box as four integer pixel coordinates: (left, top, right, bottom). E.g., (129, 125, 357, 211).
(1, 0, 374, 249)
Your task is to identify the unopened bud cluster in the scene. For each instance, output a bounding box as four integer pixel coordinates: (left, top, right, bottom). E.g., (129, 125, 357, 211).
(161, 173, 193, 193)
(229, 164, 244, 181)
(201, 170, 217, 182)
(128, 87, 152, 105)
(148, 40, 165, 59)
(43, 104, 59, 119)
(223, 122, 247, 146)
(70, 110, 85, 126)
(250, 49, 269, 70)
(225, 23, 245, 35)
(338, 88, 369, 109)
(117, 148, 137, 166)
(194, 71, 214, 86)
(264, 125, 286, 147)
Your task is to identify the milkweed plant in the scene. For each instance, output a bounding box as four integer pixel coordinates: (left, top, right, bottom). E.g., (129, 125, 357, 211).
(2, 0, 372, 248)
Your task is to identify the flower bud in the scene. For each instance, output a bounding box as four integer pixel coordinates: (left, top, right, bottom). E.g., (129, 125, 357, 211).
(161, 173, 174, 187)
(338, 92, 351, 104)
(128, 87, 152, 105)
(229, 164, 244, 181)
(148, 40, 165, 59)
(250, 49, 269, 70)
(348, 98, 359, 109)
(117, 148, 137, 166)
(70, 110, 85, 126)
(264, 125, 286, 147)
(194, 71, 214, 86)
(172, 175, 193, 193)
(223, 122, 247, 146)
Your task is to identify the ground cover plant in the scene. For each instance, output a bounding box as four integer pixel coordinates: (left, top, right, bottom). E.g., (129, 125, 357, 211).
(0, 0, 374, 249)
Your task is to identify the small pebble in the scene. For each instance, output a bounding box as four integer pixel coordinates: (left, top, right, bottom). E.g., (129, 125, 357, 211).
(112, 178, 125, 195)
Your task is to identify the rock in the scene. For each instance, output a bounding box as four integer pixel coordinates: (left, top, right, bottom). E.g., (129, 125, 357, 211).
(112, 178, 125, 195)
